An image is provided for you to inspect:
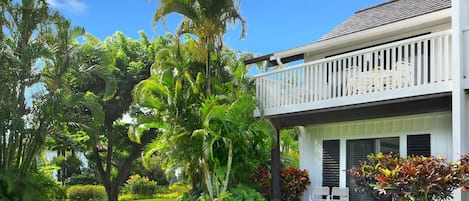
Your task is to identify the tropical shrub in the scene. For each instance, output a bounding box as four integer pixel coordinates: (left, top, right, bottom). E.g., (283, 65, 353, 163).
(169, 182, 190, 194)
(281, 167, 311, 201)
(348, 153, 461, 201)
(250, 166, 271, 199)
(0, 171, 62, 201)
(225, 185, 265, 201)
(66, 185, 106, 201)
(52, 154, 83, 183)
(250, 166, 311, 201)
(65, 168, 101, 185)
(458, 153, 469, 190)
(178, 192, 199, 201)
(125, 174, 157, 196)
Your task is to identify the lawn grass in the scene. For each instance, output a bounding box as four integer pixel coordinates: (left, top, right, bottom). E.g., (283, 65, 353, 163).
(135, 198, 177, 201)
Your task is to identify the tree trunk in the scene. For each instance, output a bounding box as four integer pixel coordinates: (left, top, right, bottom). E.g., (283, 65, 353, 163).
(107, 188, 119, 201)
(206, 39, 211, 96)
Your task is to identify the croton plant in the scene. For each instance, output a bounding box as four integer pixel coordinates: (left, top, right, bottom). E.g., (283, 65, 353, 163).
(348, 152, 469, 201)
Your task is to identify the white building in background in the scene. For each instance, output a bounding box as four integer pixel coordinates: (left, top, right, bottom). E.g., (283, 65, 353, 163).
(246, 0, 469, 200)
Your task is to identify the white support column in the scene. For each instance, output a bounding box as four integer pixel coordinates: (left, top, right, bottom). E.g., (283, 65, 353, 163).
(452, 0, 469, 201)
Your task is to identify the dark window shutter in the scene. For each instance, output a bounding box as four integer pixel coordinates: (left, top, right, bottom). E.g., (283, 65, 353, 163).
(323, 140, 340, 187)
(346, 139, 374, 201)
(407, 134, 431, 157)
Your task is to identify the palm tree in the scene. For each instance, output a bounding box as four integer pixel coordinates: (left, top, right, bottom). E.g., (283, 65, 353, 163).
(132, 36, 208, 193)
(153, 0, 246, 95)
(133, 37, 274, 199)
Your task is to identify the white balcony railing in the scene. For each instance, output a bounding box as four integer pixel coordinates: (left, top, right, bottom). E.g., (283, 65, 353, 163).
(254, 30, 452, 116)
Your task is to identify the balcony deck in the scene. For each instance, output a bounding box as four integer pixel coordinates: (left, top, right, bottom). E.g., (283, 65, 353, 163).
(254, 31, 453, 117)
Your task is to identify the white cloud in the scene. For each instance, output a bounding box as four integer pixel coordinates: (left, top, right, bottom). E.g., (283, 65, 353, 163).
(47, 0, 87, 14)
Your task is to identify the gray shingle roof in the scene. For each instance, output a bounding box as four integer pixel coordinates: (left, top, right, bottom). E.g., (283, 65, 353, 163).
(318, 0, 451, 42)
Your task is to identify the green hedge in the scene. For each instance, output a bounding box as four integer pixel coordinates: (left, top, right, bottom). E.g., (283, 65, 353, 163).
(125, 174, 157, 196)
(67, 185, 107, 201)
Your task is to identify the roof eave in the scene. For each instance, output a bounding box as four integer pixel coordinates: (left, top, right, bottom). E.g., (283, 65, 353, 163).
(273, 8, 451, 60)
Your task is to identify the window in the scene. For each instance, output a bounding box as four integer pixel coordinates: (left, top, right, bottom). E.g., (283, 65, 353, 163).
(346, 137, 399, 201)
(407, 134, 430, 157)
(323, 140, 340, 188)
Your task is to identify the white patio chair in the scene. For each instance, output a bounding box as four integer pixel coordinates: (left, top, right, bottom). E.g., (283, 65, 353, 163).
(331, 187, 349, 201)
(391, 61, 413, 88)
(310, 187, 330, 201)
(345, 66, 360, 95)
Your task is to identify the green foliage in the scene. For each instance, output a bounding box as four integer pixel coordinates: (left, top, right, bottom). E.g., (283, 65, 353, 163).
(67, 185, 107, 201)
(118, 193, 140, 201)
(168, 183, 190, 193)
(52, 154, 83, 183)
(133, 35, 274, 200)
(1, 0, 66, 180)
(178, 192, 200, 201)
(0, 170, 63, 201)
(65, 168, 101, 186)
(131, 156, 169, 185)
(225, 185, 265, 201)
(348, 153, 462, 201)
(125, 174, 158, 196)
(280, 128, 300, 168)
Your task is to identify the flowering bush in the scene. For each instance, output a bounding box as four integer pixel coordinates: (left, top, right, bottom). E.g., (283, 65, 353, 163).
(250, 166, 311, 201)
(348, 153, 462, 201)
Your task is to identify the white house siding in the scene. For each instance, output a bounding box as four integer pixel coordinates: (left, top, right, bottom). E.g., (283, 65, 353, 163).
(299, 111, 452, 201)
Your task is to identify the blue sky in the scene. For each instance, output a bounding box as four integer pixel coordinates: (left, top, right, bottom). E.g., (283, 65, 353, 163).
(49, 0, 386, 56)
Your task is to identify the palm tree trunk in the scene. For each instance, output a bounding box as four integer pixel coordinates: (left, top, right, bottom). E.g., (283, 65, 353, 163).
(206, 39, 211, 96)
(201, 155, 214, 199)
(222, 141, 233, 193)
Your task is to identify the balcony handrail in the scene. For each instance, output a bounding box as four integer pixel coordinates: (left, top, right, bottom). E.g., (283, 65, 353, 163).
(253, 30, 452, 78)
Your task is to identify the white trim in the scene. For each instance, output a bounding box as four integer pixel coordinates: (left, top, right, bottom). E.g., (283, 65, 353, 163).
(272, 9, 451, 60)
(259, 83, 451, 117)
(253, 30, 451, 78)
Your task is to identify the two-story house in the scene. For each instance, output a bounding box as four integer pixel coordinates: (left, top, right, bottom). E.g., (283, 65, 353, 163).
(245, 0, 469, 200)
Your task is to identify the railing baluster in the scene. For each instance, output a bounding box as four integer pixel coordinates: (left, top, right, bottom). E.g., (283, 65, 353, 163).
(338, 59, 343, 97)
(436, 36, 444, 82)
(424, 39, 429, 84)
(329, 61, 337, 98)
(417, 41, 422, 85)
(306, 65, 313, 102)
(319, 63, 324, 100)
(430, 37, 436, 83)
(410, 42, 415, 87)
(253, 31, 452, 115)
(380, 49, 385, 90)
(444, 34, 450, 81)
(385, 48, 391, 90)
(314, 64, 318, 101)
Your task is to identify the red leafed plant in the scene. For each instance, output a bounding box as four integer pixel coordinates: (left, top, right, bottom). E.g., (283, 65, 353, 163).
(250, 166, 272, 199)
(281, 167, 311, 201)
(250, 166, 311, 201)
(457, 153, 469, 190)
(348, 153, 462, 201)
